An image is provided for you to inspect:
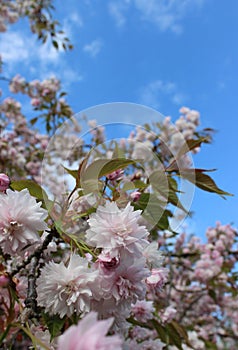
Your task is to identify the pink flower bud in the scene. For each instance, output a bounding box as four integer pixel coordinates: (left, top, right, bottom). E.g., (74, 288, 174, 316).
(0, 173, 10, 192)
(0, 275, 10, 287)
(107, 169, 124, 181)
(130, 191, 141, 202)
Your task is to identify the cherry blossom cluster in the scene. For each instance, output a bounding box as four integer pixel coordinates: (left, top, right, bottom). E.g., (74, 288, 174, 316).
(0, 0, 72, 49)
(0, 96, 49, 181)
(0, 1, 18, 32)
(0, 71, 74, 184)
(0, 181, 169, 349)
(1, 163, 236, 350)
(0, 3, 236, 349)
(0, 90, 235, 350)
(9, 74, 73, 133)
(35, 200, 167, 343)
(157, 222, 238, 349)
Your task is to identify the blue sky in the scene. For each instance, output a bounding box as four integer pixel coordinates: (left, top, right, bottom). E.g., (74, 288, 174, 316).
(1, 0, 238, 237)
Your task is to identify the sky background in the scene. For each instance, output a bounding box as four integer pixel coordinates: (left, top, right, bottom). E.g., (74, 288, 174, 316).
(1, 0, 238, 238)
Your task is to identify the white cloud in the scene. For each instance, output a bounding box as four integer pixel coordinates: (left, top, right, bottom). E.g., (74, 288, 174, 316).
(0, 28, 83, 88)
(83, 39, 103, 57)
(62, 12, 84, 39)
(0, 30, 62, 71)
(108, 1, 129, 27)
(61, 68, 83, 87)
(0, 32, 31, 63)
(70, 12, 84, 27)
(108, 0, 205, 33)
(139, 80, 187, 109)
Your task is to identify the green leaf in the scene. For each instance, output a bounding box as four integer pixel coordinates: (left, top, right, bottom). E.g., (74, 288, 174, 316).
(177, 137, 209, 158)
(208, 289, 217, 301)
(149, 319, 168, 344)
(30, 117, 38, 125)
(52, 40, 59, 49)
(122, 180, 148, 191)
(81, 178, 104, 194)
(168, 189, 188, 213)
(132, 193, 172, 230)
(149, 319, 186, 349)
(150, 170, 169, 196)
(62, 166, 78, 180)
(42, 313, 65, 340)
(165, 323, 183, 349)
(132, 192, 150, 211)
(80, 158, 134, 187)
(150, 171, 187, 212)
(10, 180, 48, 203)
(81, 159, 109, 181)
(180, 169, 233, 198)
(99, 158, 135, 177)
(111, 142, 126, 159)
(170, 321, 190, 346)
(59, 91, 67, 98)
(127, 317, 152, 330)
(203, 340, 218, 349)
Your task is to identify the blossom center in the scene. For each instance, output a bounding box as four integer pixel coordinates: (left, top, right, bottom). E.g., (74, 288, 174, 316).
(4, 220, 23, 238)
(59, 280, 80, 306)
(114, 224, 131, 237)
(103, 257, 120, 270)
(116, 276, 133, 299)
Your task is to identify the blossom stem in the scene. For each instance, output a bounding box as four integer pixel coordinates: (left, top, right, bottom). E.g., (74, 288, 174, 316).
(25, 256, 38, 313)
(10, 227, 58, 277)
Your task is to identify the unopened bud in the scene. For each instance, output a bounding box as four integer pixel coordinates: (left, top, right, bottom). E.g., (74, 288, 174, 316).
(0, 173, 10, 192)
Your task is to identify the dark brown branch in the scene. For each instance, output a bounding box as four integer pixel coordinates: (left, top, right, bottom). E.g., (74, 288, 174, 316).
(10, 227, 58, 277)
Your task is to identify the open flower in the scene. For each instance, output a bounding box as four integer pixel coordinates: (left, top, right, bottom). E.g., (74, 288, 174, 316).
(36, 254, 98, 318)
(86, 201, 149, 256)
(92, 252, 150, 321)
(57, 311, 122, 350)
(131, 300, 155, 322)
(0, 189, 47, 255)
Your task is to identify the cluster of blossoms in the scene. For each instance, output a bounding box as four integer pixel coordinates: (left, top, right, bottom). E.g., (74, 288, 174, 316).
(35, 200, 168, 347)
(110, 105, 210, 181)
(1, 171, 236, 349)
(0, 3, 237, 349)
(0, 182, 169, 349)
(0, 92, 236, 349)
(0, 0, 72, 49)
(0, 1, 18, 32)
(157, 222, 238, 349)
(0, 72, 75, 185)
(8, 75, 73, 133)
(158, 107, 202, 168)
(0, 96, 49, 181)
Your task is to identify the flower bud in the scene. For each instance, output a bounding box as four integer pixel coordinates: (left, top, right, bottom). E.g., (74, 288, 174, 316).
(130, 191, 141, 202)
(0, 173, 10, 192)
(0, 274, 10, 287)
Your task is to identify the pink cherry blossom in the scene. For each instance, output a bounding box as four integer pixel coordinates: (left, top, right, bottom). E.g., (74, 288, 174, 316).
(36, 254, 99, 318)
(86, 201, 149, 256)
(0, 189, 47, 255)
(91, 251, 150, 327)
(57, 311, 122, 350)
(131, 300, 155, 322)
(146, 268, 168, 291)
